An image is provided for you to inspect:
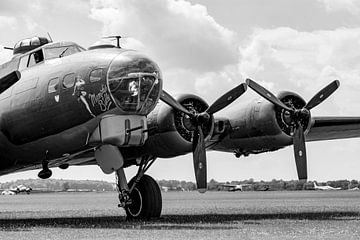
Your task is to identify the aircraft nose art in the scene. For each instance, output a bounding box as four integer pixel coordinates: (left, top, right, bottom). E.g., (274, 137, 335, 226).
(107, 51, 163, 115)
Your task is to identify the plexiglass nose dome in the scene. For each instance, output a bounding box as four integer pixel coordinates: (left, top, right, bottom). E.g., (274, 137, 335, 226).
(107, 51, 162, 115)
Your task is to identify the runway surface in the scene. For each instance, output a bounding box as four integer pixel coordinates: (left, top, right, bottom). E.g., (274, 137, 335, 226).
(1, 190, 360, 239)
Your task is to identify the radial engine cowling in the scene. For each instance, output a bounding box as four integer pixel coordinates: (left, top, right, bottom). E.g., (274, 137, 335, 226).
(274, 91, 312, 136)
(145, 94, 214, 158)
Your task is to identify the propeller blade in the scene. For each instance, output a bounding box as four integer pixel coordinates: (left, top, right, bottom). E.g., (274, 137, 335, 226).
(192, 126, 207, 193)
(206, 83, 247, 115)
(246, 79, 293, 112)
(293, 124, 307, 180)
(160, 90, 193, 116)
(305, 80, 340, 110)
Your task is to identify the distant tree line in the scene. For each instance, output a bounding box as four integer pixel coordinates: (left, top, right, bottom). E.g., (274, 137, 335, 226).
(0, 178, 358, 192)
(0, 179, 115, 192)
(157, 178, 359, 191)
(157, 179, 196, 191)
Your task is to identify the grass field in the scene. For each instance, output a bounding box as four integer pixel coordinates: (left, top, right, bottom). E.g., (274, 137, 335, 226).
(1, 191, 360, 239)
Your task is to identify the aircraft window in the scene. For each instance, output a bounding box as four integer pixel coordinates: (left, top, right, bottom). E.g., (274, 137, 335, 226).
(108, 77, 139, 112)
(20, 39, 31, 47)
(45, 46, 80, 60)
(48, 77, 59, 93)
(107, 53, 162, 114)
(63, 73, 75, 88)
(31, 37, 40, 46)
(14, 41, 21, 49)
(108, 73, 159, 112)
(28, 50, 44, 67)
(18, 56, 29, 71)
(89, 69, 103, 82)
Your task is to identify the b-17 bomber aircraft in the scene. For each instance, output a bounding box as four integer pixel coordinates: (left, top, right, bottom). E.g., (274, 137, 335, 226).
(0, 36, 360, 220)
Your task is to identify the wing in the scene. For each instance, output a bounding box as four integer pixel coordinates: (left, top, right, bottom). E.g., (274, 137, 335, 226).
(306, 116, 360, 141)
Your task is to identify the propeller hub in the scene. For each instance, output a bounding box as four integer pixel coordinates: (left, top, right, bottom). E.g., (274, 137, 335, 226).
(292, 108, 311, 129)
(299, 108, 310, 120)
(196, 112, 211, 125)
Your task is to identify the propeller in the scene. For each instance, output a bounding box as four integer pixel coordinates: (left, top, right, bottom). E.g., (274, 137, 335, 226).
(246, 79, 340, 180)
(161, 83, 247, 192)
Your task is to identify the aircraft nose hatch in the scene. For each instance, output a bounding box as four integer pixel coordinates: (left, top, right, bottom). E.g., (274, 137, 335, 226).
(107, 51, 162, 115)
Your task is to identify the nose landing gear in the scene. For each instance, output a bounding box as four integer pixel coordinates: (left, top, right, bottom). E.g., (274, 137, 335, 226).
(125, 174, 162, 219)
(115, 156, 162, 220)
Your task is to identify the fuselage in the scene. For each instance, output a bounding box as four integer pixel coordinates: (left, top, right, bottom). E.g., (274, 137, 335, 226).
(0, 41, 162, 174)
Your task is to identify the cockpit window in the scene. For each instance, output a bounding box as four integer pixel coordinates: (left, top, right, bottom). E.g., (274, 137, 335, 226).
(44, 45, 81, 60)
(28, 50, 44, 67)
(18, 56, 28, 71)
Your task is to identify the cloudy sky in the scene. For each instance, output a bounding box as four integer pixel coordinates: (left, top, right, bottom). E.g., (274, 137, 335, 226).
(1, 0, 360, 183)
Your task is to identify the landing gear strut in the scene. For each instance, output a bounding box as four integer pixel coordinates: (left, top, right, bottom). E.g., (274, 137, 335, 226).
(116, 156, 162, 220)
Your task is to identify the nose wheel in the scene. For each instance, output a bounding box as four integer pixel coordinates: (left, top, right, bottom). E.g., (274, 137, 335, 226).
(125, 175, 162, 220)
(115, 156, 162, 220)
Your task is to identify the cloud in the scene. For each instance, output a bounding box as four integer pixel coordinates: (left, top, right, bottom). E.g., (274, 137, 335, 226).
(89, 0, 238, 72)
(194, 65, 243, 101)
(317, 0, 360, 14)
(238, 27, 360, 115)
(0, 15, 17, 29)
(89, 0, 242, 103)
(0, 0, 91, 35)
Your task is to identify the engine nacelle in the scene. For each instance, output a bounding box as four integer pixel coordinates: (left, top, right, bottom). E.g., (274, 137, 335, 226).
(144, 94, 213, 158)
(214, 91, 310, 153)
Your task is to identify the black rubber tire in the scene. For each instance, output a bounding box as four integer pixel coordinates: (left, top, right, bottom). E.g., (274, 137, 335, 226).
(125, 174, 162, 220)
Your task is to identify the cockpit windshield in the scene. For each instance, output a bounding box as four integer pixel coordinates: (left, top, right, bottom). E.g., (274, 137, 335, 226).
(44, 45, 83, 60)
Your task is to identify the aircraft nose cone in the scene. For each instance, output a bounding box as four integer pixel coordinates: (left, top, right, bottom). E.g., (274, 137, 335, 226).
(107, 51, 163, 115)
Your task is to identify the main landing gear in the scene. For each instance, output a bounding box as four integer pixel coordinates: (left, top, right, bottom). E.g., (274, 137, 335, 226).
(116, 156, 162, 220)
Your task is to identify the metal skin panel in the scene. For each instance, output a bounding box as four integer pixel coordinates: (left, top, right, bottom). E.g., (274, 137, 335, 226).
(0, 44, 163, 175)
(210, 98, 292, 155)
(0, 49, 119, 145)
(95, 144, 124, 174)
(0, 115, 99, 175)
(98, 115, 147, 146)
(0, 48, 161, 145)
